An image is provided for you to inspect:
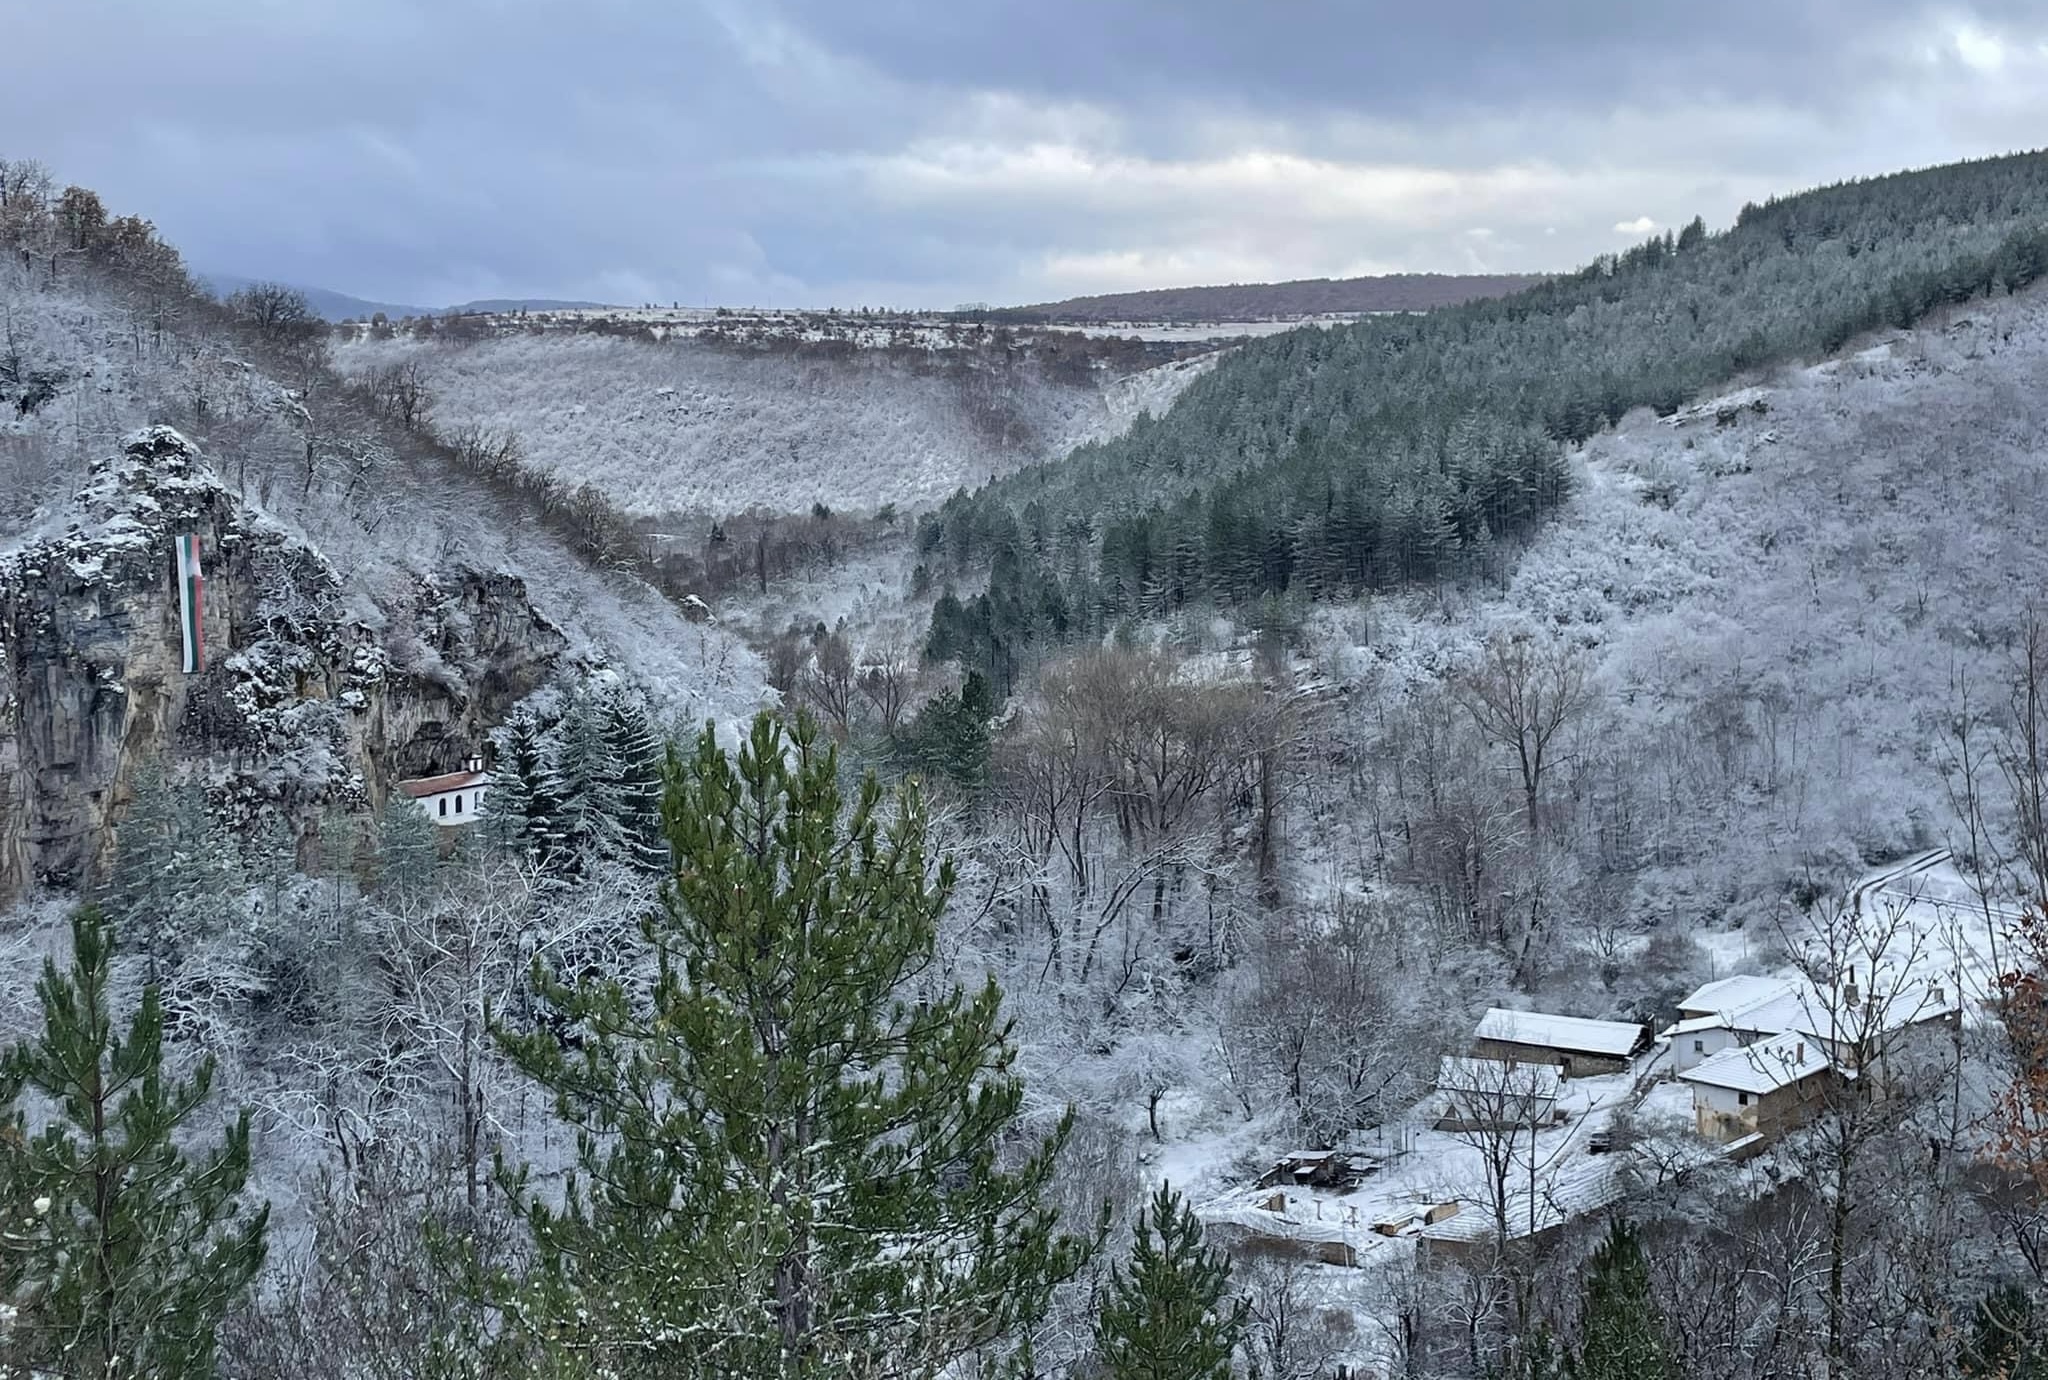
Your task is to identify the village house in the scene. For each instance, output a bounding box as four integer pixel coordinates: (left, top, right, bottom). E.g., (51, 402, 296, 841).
(1661, 974, 1961, 1077)
(1677, 1030, 1833, 1144)
(395, 755, 489, 827)
(1471, 1008, 1649, 1078)
(1434, 1055, 1562, 1131)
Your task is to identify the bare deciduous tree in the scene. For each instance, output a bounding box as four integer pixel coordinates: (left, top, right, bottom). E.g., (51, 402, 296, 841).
(1453, 632, 1594, 839)
(227, 281, 322, 346)
(856, 637, 917, 734)
(802, 628, 857, 734)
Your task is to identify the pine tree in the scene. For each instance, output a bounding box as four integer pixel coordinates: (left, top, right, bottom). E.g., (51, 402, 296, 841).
(239, 808, 299, 924)
(376, 794, 441, 900)
(1961, 1283, 2047, 1379)
(1520, 1323, 1569, 1380)
(1570, 1219, 1673, 1380)
(492, 712, 1093, 1378)
(317, 806, 363, 917)
(900, 672, 995, 791)
(1093, 1183, 1247, 1380)
(485, 708, 566, 867)
(595, 686, 668, 873)
(551, 688, 624, 866)
(0, 909, 269, 1379)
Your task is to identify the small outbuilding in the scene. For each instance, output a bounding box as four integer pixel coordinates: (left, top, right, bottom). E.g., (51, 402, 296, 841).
(1434, 1056, 1562, 1131)
(1472, 1008, 1649, 1078)
(1256, 1149, 1374, 1191)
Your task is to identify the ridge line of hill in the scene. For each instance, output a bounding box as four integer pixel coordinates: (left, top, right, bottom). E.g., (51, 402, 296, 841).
(994, 271, 1552, 323)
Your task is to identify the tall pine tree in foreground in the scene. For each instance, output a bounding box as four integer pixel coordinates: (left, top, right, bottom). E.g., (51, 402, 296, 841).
(1092, 1182, 1247, 1380)
(0, 909, 269, 1379)
(492, 711, 1094, 1379)
(1571, 1219, 1674, 1380)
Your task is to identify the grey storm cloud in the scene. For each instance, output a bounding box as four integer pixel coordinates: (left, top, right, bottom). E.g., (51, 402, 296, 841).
(6, 0, 2047, 308)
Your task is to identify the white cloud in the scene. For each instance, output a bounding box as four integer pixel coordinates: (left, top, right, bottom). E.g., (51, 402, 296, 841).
(1949, 22, 2008, 71)
(15, 0, 2048, 307)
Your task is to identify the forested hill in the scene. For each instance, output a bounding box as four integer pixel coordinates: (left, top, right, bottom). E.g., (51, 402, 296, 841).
(918, 150, 2048, 690)
(997, 272, 1547, 322)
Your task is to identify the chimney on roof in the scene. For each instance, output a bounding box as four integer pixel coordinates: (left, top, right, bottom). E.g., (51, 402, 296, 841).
(1796, 1040, 1806, 1062)
(464, 754, 484, 774)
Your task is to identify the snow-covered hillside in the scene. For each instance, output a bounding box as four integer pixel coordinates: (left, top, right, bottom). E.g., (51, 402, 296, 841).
(331, 332, 1214, 517)
(1321, 284, 2048, 932)
(1, 269, 764, 725)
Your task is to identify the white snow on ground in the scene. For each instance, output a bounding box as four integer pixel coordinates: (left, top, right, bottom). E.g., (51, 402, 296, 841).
(1189, 1046, 1710, 1374)
(332, 333, 1214, 518)
(1162, 845, 2008, 1374)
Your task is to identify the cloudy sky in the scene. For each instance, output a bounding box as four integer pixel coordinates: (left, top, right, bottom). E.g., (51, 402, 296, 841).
(9, 1, 2048, 309)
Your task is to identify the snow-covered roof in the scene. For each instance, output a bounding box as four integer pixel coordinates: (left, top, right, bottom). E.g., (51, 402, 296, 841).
(1661, 977, 1960, 1047)
(1474, 1008, 1646, 1058)
(1436, 1056, 1562, 1100)
(1417, 1133, 1722, 1246)
(1678, 974, 1786, 1017)
(395, 768, 488, 799)
(1679, 1031, 1831, 1095)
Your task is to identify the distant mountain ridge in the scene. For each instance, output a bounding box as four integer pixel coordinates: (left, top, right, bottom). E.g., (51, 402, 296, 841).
(200, 273, 612, 322)
(999, 271, 1551, 322)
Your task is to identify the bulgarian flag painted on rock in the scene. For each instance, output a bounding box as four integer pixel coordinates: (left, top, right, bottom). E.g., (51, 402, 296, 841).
(175, 532, 205, 674)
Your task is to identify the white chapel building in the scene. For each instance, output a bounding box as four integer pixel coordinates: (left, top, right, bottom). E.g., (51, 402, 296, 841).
(396, 755, 489, 826)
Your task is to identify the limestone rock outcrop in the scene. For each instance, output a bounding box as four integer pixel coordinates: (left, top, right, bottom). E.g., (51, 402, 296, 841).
(0, 426, 566, 899)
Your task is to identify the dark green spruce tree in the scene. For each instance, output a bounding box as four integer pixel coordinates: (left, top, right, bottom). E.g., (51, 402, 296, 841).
(1570, 1219, 1675, 1380)
(484, 708, 566, 868)
(550, 688, 617, 865)
(595, 685, 669, 873)
(376, 793, 442, 901)
(899, 671, 995, 791)
(491, 711, 1094, 1379)
(0, 909, 269, 1379)
(1093, 1183, 1247, 1380)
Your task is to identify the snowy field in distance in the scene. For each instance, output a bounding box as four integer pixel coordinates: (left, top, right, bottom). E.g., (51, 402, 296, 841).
(333, 333, 1215, 518)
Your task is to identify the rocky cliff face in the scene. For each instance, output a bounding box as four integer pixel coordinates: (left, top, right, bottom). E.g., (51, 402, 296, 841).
(0, 427, 567, 900)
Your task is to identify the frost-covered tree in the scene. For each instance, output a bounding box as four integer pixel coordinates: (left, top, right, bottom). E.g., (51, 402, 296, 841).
(1092, 1183, 1246, 1380)
(101, 759, 183, 947)
(100, 762, 246, 991)
(0, 909, 269, 1379)
(551, 688, 623, 866)
(376, 794, 441, 900)
(595, 685, 668, 873)
(484, 708, 565, 867)
(490, 712, 1093, 1378)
